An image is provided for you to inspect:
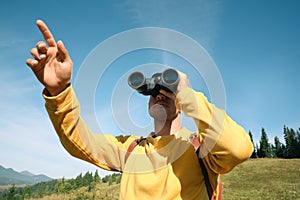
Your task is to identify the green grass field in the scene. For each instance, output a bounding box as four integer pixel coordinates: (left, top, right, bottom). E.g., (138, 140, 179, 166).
(26, 158, 300, 199)
(221, 158, 300, 200)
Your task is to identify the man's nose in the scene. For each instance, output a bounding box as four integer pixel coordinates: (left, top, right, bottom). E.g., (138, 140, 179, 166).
(156, 93, 166, 101)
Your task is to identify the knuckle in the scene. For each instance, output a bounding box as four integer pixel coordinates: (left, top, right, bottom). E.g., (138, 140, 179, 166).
(30, 48, 37, 54)
(37, 42, 46, 49)
(37, 40, 45, 45)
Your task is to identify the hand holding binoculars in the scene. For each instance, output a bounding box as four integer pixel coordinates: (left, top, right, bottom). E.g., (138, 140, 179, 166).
(128, 68, 179, 97)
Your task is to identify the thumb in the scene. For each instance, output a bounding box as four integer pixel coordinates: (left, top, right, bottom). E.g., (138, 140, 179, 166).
(57, 40, 71, 62)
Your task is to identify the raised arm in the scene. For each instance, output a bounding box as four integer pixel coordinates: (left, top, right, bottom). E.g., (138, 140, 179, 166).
(161, 71, 253, 174)
(26, 20, 128, 171)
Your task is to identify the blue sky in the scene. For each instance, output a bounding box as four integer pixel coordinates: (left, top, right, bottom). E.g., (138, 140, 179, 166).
(1, 0, 299, 179)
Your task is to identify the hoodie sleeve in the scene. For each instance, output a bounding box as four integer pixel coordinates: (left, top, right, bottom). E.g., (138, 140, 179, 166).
(176, 87, 253, 174)
(43, 84, 131, 172)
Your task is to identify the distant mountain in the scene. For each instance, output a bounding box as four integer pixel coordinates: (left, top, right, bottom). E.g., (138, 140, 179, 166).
(0, 165, 52, 185)
(20, 170, 35, 177)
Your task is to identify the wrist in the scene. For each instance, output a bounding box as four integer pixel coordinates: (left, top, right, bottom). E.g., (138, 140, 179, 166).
(46, 83, 70, 96)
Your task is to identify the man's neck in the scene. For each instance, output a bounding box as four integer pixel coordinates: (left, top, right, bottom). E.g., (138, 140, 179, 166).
(154, 113, 181, 136)
(154, 120, 172, 136)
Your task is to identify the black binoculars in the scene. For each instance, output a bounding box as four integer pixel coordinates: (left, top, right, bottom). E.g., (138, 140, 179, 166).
(128, 68, 179, 97)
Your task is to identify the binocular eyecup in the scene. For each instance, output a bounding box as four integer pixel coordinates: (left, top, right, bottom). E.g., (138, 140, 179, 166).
(128, 68, 179, 97)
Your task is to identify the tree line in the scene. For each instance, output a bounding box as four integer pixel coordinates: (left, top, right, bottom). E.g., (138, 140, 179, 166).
(2, 125, 299, 199)
(249, 125, 300, 158)
(0, 170, 121, 200)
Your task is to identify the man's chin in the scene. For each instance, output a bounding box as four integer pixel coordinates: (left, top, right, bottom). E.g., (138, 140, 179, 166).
(149, 104, 167, 121)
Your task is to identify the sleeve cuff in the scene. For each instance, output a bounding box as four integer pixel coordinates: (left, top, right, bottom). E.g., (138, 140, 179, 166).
(175, 87, 194, 111)
(43, 84, 73, 111)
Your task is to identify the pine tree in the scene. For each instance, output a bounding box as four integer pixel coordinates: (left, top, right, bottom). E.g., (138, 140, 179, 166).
(83, 171, 93, 186)
(296, 128, 300, 157)
(75, 173, 83, 187)
(94, 170, 101, 183)
(257, 128, 271, 158)
(248, 130, 257, 158)
(283, 126, 299, 158)
(273, 136, 284, 158)
(7, 184, 16, 200)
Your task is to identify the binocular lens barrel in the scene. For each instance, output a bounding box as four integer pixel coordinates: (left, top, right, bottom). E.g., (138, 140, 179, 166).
(128, 68, 179, 96)
(162, 68, 179, 85)
(128, 72, 145, 89)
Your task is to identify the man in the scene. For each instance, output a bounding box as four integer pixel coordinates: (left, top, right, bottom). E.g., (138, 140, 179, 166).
(26, 20, 253, 200)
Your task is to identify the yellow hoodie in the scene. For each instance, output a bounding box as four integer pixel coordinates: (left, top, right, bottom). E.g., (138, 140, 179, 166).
(44, 85, 253, 200)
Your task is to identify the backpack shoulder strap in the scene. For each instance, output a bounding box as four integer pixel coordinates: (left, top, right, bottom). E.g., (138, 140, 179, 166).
(125, 134, 222, 200)
(190, 133, 222, 200)
(124, 137, 145, 164)
(196, 148, 214, 199)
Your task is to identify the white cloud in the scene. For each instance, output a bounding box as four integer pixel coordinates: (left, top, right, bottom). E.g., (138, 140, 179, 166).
(123, 0, 222, 51)
(0, 100, 112, 179)
(0, 67, 112, 179)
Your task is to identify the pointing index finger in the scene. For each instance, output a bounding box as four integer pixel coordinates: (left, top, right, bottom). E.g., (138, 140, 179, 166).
(36, 20, 56, 47)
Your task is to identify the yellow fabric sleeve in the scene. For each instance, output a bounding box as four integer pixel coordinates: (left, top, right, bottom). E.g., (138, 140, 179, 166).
(43, 84, 133, 172)
(176, 87, 254, 174)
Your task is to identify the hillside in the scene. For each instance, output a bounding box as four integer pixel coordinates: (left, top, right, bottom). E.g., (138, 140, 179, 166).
(0, 165, 52, 185)
(222, 158, 300, 199)
(1, 159, 299, 199)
